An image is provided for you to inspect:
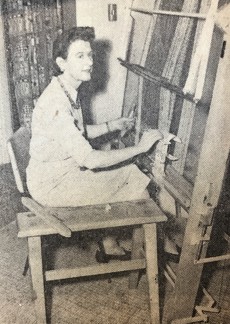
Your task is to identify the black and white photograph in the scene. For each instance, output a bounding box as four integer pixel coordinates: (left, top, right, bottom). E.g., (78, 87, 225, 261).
(0, 0, 230, 323)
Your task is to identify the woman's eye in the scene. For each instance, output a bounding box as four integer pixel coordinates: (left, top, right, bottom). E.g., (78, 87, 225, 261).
(75, 53, 94, 59)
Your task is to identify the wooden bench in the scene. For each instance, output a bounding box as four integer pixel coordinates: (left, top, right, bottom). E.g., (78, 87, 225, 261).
(9, 127, 167, 324)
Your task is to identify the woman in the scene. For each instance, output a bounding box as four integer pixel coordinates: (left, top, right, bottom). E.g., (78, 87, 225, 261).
(26, 27, 163, 261)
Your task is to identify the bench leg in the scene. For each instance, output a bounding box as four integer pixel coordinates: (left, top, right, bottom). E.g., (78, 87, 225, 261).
(143, 223, 160, 324)
(28, 236, 47, 324)
(129, 226, 144, 289)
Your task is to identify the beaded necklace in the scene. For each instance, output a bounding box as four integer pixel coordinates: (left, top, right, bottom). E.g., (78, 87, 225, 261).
(57, 76, 88, 139)
(57, 76, 81, 109)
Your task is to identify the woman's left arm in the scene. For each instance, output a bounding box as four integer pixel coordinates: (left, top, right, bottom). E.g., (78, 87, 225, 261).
(86, 117, 135, 139)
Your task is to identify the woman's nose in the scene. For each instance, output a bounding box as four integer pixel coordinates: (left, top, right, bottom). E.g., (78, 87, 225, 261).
(86, 55, 93, 66)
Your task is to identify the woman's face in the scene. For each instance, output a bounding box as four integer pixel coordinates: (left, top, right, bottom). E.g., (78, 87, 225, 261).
(58, 39, 93, 85)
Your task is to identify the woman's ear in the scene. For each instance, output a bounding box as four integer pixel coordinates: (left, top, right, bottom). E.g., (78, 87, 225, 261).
(56, 57, 66, 72)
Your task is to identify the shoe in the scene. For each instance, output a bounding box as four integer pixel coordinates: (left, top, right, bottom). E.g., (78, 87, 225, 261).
(95, 240, 131, 263)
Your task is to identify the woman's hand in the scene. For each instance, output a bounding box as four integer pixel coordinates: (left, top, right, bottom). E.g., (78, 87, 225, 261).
(108, 117, 135, 132)
(138, 129, 163, 152)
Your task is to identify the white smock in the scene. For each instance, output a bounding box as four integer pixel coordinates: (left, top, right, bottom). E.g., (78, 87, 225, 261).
(26, 77, 150, 207)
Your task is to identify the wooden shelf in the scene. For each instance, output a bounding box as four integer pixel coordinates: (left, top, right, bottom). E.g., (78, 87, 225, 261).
(118, 58, 195, 102)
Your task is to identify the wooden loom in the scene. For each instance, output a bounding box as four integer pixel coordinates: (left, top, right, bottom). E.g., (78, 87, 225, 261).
(120, 0, 230, 322)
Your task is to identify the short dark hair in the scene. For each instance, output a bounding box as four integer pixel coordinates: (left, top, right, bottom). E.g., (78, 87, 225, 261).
(52, 27, 95, 76)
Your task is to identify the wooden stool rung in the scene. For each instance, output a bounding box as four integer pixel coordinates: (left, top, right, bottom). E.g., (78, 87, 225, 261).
(45, 259, 146, 281)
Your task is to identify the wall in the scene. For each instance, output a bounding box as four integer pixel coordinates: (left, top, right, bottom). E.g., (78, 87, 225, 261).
(76, 0, 132, 123)
(0, 7, 13, 165)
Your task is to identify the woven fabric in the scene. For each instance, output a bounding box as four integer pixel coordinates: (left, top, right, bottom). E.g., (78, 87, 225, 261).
(3, 0, 63, 128)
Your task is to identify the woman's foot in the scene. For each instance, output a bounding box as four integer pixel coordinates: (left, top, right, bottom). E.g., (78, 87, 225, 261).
(95, 237, 131, 263)
(102, 237, 126, 255)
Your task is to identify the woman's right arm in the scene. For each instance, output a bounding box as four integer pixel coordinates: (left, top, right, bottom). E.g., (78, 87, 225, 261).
(83, 129, 163, 169)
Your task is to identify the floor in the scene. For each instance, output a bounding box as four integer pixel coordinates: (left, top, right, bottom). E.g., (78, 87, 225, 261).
(0, 221, 229, 324)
